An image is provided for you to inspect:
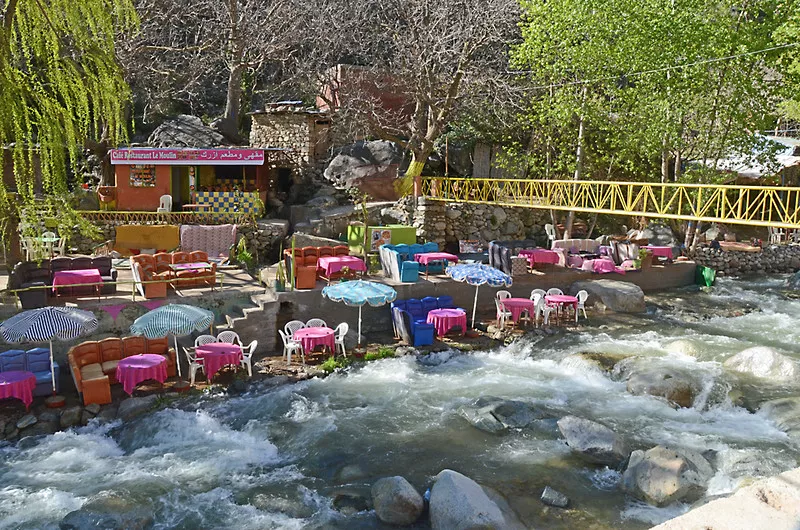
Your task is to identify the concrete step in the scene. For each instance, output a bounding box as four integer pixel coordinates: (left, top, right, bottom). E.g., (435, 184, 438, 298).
(216, 291, 279, 353)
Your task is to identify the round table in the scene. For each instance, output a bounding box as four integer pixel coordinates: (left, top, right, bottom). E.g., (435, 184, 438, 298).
(545, 294, 579, 310)
(195, 343, 242, 380)
(293, 327, 335, 355)
(115, 354, 168, 395)
(426, 308, 467, 336)
(0, 371, 36, 409)
(500, 298, 535, 323)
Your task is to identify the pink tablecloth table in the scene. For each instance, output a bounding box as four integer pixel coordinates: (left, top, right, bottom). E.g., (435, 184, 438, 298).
(427, 308, 467, 336)
(644, 246, 674, 259)
(414, 252, 459, 278)
(293, 327, 336, 355)
(500, 298, 535, 323)
(52, 268, 102, 295)
(519, 249, 559, 266)
(0, 371, 36, 409)
(195, 343, 242, 380)
(316, 256, 367, 278)
(115, 354, 167, 395)
(545, 294, 579, 310)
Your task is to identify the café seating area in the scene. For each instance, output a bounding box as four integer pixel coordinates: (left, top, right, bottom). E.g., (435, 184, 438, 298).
(0, 347, 61, 396)
(131, 251, 217, 299)
(284, 245, 352, 288)
(8, 257, 119, 309)
(68, 336, 178, 405)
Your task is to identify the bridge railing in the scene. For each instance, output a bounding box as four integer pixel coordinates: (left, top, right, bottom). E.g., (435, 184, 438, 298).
(420, 177, 800, 229)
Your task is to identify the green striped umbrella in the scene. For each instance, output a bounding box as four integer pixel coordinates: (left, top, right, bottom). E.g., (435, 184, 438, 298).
(130, 304, 214, 377)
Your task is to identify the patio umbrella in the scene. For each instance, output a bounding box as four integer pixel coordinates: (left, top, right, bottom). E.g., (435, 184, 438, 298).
(130, 303, 215, 377)
(445, 263, 513, 327)
(0, 307, 98, 393)
(321, 280, 397, 347)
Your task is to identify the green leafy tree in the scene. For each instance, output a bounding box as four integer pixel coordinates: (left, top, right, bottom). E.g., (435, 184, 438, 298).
(0, 0, 136, 229)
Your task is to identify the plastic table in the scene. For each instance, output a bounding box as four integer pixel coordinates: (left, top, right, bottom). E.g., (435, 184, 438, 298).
(195, 343, 242, 380)
(519, 249, 559, 266)
(115, 354, 167, 395)
(316, 256, 366, 281)
(293, 327, 335, 355)
(500, 298, 535, 323)
(52, 269, 102, 296)
(0, 371, 36, 409)
(414, 252, 459, 278)
(644, 246, 674, 260)
(426, 308, 467, 336)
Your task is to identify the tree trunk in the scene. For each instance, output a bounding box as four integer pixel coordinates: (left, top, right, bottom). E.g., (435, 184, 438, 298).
(564, 86, 587, 240)
(674, 151, 682, 182)
(220, 63, 245, 140)
(661, 136, 671, 183)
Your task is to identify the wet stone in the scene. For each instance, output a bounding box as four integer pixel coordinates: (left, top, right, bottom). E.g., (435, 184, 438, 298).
(85, 403, 101, 415)
(16, 414, 37, 430)
(541, 486, 570, 508)
(60, 406, 82, 429)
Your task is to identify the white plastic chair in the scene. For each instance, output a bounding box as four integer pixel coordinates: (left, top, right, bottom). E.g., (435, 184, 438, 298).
(306, 318, 327, 328)
(52, 237, 67, 257)
(545, 223, 556, 244)
(157, 195, 172, 213)
(40, 231, 57, 257)
(530, 289, 546, 300)
(530, 293, 542, 322)
(284, 320, 306, 338)
(217, 330, 241, 345)
(496, 290, 512, 301)
(496, 299, 512, 328)
(536, 298, 555, 326)
(576, 290, 589, 321)
(194, 334, 217, 348)
(546, 288, 564, 296)
(24, 237, 44, 260)
(278, 329, 301, 365)
(334, 322, 348, 357)
(183, 347, 205, 386)
(241, 340, 257, 377)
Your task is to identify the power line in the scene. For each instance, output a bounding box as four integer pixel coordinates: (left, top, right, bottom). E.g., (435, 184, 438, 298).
(509, 42, 800, 90)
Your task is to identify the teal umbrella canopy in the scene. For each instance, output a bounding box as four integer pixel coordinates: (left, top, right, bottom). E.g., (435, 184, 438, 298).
(130, 304, 214, 338)
(322, 280, 397, 346)
(445, 264, 513, 327)
(130, 304, 214, 377)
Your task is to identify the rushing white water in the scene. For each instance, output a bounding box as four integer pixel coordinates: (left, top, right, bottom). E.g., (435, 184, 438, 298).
(1, 277, 799, 529)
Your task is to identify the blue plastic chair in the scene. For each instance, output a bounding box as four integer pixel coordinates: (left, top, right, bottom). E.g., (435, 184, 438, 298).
(400, 261, 419, 282)
(437, 295, 455, 309)
(405, 299, 427, 323)
(393, 244, 410, 261)
(26, 348, 59, 396)
(422, 242, 439, 253)
(412, 321, 435, 347)
(421, 296, 438, 315)
(0, 350, 26, 372)
(408, 244, 424, 258)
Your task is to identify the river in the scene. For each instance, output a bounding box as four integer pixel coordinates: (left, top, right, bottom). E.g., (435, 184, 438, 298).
(0, 276, 798, 529)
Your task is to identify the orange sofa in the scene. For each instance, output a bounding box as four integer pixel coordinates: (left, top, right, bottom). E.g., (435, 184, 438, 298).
(68, 336, 178, 405)
(131, 251, 217, 298)
(284, 245, 350, 289)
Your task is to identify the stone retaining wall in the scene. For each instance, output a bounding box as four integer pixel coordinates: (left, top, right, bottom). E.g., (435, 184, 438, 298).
(381, 197, 551, 249)
(689, 244, 800, 276)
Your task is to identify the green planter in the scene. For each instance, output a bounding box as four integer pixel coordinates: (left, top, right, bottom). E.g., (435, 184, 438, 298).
(273, 280, 285, 292)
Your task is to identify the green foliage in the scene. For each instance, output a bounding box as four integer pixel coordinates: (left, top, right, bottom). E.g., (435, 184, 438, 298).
(0, 0, 138, 227)
(321, 356, 350, 373)
(236, 237, 255, 271)
(364, 346, 395, 361)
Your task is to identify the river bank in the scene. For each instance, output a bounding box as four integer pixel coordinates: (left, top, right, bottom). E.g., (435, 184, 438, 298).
(1, 275, 799, 529)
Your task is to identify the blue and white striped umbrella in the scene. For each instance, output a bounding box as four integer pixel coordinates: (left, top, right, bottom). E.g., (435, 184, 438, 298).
(0, 307, 99, 393)
(322, 280, 397, 346)
(130, 304, 215, 377)
(445, 263, 513, 327)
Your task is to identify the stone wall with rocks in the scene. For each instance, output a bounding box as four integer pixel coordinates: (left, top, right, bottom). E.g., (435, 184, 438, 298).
(382, 197, 551, 250)
(690, 244, 800, 276)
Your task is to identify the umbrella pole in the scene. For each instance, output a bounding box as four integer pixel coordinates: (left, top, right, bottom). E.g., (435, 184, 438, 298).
(173, 335, 183, 377)
(49, 340, 56, 393)
(471, 285, 480, 328)
(358, 306, 363, 348)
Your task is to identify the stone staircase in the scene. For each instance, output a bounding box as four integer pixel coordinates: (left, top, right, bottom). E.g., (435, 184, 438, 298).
(215, 291, 279, 353)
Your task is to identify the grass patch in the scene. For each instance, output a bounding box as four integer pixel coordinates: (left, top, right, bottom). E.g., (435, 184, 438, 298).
(364, 346, 395, 361)
(321, 356, 350, 373)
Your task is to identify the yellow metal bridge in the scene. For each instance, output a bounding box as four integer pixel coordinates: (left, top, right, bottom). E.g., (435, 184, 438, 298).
(420, 177, 800, 230)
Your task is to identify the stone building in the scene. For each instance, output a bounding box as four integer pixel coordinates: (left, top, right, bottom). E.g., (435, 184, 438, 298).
(248, 102, 332, 202)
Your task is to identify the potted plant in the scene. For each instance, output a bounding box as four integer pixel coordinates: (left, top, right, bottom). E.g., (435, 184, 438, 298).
(339, 266, 351, 281)
(638, 248, 653, 270)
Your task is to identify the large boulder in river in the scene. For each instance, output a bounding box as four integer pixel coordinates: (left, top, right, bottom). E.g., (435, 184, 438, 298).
(458, 397, 549, 433)
(569, 280, 646, 313)
(624, 365, 700, 408)
(556, 415, 628, 466)
(371, 476, 424, 526)
(324, 140, 404, 200)
(60, 492, 154, 530)
(723, 347, 800, 383)
(786, 271, 800, 290)
(758, 397, 800, 439)
(429, 469, 524, 530)
(628, 223, 679, 246)
(622, 445, 713, 506)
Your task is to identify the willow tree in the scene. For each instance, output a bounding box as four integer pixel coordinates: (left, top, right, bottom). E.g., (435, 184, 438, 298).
(0, 0, 137, 235)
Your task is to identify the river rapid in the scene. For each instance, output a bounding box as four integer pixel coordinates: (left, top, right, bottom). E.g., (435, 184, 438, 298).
(1, 276, 799, 529)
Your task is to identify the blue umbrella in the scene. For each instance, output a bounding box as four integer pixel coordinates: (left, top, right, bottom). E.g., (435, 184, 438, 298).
(0, 307, 98, 393)
(322, 280, 397, 347)
(445, 264, 513, 327)
(130, 304, 215, 377)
